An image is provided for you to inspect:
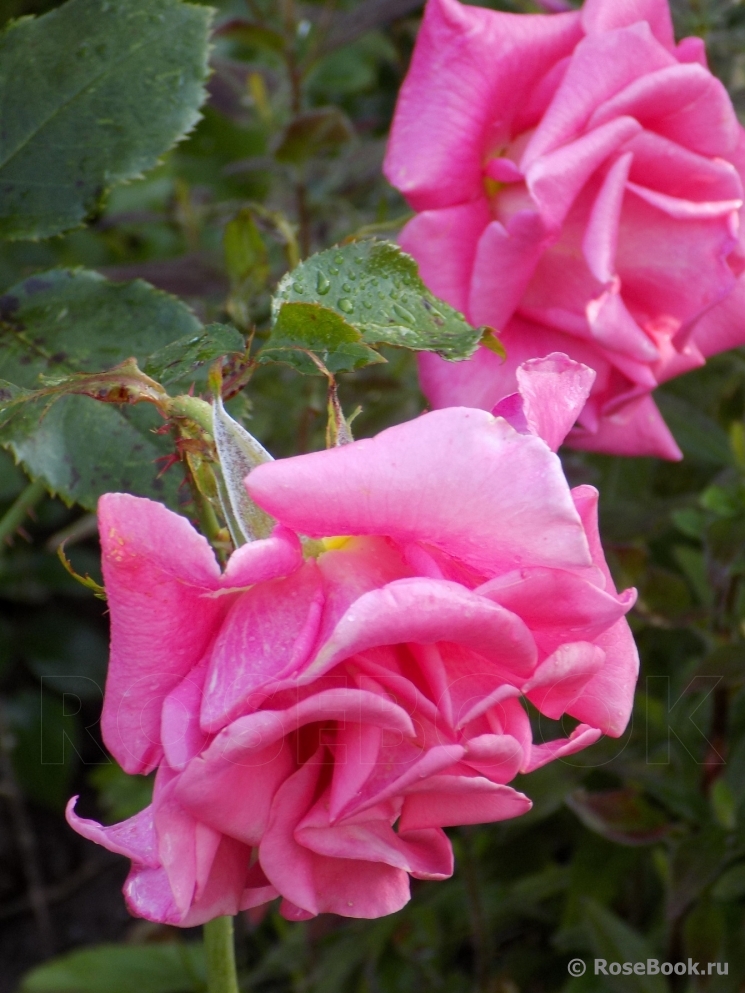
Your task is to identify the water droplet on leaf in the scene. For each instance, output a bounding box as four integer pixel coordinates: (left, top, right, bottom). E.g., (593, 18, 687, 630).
(316, 273, 330, 295)
(338, 298, 354, 314)
(393, 303, 416, 326)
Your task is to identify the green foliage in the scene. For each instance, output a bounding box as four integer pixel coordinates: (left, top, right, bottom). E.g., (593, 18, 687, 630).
(88, 763, 154, 822)
(263, 240, 489, 373)
(144, 323, 245, 389)
(0, 268, 201, 508)
(274, 107, 355, 164)
(582, 900, 666, 993)
(0, 0, 212, 240)
(3, 0, 745, 991)
(5, 689, 81, 808)
(20, 942, 205, 993)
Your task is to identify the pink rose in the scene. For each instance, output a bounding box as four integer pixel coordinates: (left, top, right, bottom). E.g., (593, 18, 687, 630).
(68, 357, 638, 922)
(384, 0, 745, 459)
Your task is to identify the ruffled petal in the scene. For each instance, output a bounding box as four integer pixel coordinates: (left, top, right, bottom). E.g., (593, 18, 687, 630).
(469, 212, 550, 329)
(248, 408, 593, 577)
(587, 63, 739, 158)
(522, 23, 673, 168)
(493, 353, 596, 452)
(304, 578, 537, 683)
(200, 562, 324, 732)
(564, 487, 640, 735)
(259, 756, 412, 918)
(567, 393, 682, 460)
(581, 0, 675, 50)
(399, 774, 531, 830)
(384, 0, 581, 209)
(523, 642, 606, 719)
(66, 797, 158, 867)
(98, 494, 225, 773)
(175, 741, 294, 847)
(525, 724, 602, 772)
(478, 565, 633, 655)
(399, 200, 491, 315)
(222, 525, 303, 588)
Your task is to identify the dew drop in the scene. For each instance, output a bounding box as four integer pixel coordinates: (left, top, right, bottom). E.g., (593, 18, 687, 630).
(362, 298, 373, 309)
(316, 273, 331, 295)
(329, 267, 339, 276)
(393, 303, 416, 326)
(292, 281, 304, 293)
(342, 282, 353, 293)
(334, 254, 344, 264)
(338, 298, 354, 314)
(389, 289, 399, 300)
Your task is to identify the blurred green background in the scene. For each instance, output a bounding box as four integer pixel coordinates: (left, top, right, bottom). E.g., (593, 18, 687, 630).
(3, 0, 745, 990)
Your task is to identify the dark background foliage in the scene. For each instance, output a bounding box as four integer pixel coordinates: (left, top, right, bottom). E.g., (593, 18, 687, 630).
(2, 0, 745, 991)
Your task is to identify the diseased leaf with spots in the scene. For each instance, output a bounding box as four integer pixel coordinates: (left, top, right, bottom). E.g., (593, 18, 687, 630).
(0, 268, 202, 509)
(0, 0, 211, 240)
(262, 240, 490, 373)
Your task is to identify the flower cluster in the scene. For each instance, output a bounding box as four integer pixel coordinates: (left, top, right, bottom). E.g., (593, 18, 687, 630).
(385, 0, 745, 459)
(68, 357, 638, 923)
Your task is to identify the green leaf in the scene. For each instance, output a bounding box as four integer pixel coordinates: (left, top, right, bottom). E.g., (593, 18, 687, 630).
(215, 17, 285, 55)
(712, 861, 745, 900)
(261, 301, 382, 374)
(224, 212, 269, 288)
(667, 825, 732, 921)
(144, 323, 245, 389)
(263, 240, 488, 373)
(566, 788, 671, 846)
(581, 900, 667, 993)
(0, 0, 211, 240)
(0, 268, 202, 510)
(655, 391, 732, 466)
(274, 108, 354, 165)
(20, 942, 205, 993)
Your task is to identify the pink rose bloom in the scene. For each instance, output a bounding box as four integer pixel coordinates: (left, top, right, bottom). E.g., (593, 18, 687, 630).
(68, 356, 638, 922)
(384, 0, 745, 459)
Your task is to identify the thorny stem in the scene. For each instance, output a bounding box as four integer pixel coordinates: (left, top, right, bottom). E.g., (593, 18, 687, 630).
(204, 916, 240, 993)
(0, 478, 46, 547)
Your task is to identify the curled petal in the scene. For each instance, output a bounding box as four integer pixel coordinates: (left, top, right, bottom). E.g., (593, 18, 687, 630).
(66, 797, 158, 867)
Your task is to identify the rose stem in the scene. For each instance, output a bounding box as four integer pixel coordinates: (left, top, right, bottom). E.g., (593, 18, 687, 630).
(204, 915, 240, 993)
